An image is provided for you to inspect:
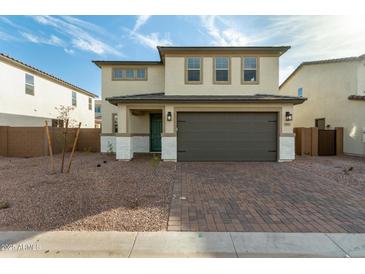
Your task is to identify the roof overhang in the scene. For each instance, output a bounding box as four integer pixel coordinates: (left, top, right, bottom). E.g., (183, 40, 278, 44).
(348, 95, 365, 101)
(157, 46, 291, 62)
(106, 93, 306, 106)
(92, 60, 162, 68)
(93, 46, 291, 68)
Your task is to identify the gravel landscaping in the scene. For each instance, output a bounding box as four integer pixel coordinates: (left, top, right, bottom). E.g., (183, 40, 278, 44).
(1, 153, 365, 232)
(0, 153, 176, 231)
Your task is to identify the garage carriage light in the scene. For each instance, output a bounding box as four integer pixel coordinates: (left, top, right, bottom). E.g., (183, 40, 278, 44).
(167, 111, 172, 121)
(285, 111, 293, 121)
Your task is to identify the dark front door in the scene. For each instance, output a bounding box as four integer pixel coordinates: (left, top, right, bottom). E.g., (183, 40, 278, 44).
(318, 129, 336, 156)
(150, 113, 162, 152)
(177, 112, 278, 161)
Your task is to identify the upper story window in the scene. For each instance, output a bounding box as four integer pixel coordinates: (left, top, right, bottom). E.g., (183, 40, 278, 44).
(95, 106, 101, 113)
(214, 57, 230, 83)
(72, 91, 77, 107)
(88, 98, 92, 110)
(185, 57, 202, 84)
(25, 74, 34, 95)
(112, 68, 147, 81)
(242, 57, 259, 84)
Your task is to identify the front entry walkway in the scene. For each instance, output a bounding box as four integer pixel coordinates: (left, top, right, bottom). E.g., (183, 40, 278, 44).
(168, 156, 365, 233)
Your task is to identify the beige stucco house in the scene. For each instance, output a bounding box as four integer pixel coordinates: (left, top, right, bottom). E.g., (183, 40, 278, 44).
(0, 53, 97, 128)
(279, 54, 365, 156)
(94, 46, 305, 161)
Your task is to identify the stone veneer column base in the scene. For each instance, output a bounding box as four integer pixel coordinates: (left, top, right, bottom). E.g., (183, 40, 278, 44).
(116, 136, 133, 160)
(279, 135, 295, 161)
(132, 136, 150, 153)
(100, 135, 116, 153)
(161, 136, 177, 161)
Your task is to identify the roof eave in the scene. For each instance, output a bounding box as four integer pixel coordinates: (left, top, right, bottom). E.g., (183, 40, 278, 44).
(158, 46, 291, 57)
(92, 60, 163, 68)
(106, 97, 306, 106)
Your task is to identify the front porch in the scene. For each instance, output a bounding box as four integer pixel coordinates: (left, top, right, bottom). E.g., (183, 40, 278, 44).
(114, 104, 177, 161)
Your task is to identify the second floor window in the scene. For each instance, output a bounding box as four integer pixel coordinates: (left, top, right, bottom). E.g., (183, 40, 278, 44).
(186, 57, 202, 83)
(214, 57, 230, 83)
(72, 92, 77, 107)
(242, 57, 258, 83)
(112, 68, 147, 80)
(25, 74, 34, 95)
(88, 98, 92, 110)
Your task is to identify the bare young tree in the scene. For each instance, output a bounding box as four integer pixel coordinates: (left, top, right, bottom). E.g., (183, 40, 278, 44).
(54, 105, 78, 128)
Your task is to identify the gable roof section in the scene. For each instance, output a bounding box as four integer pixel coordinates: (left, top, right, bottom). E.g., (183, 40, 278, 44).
(106, 92, 306, 105)
(93, 46, 291, 67)
(280, 54, 365, 89)
(0, 53, 97, 98)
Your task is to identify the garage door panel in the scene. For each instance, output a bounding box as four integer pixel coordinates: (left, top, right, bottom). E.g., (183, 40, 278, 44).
(177, 112, 277, 161)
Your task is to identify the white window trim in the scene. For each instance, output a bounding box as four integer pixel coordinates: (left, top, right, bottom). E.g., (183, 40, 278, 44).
(72, 92, 77, 107)
(25, 73, 35, 95)
(88, 98, 92, 110)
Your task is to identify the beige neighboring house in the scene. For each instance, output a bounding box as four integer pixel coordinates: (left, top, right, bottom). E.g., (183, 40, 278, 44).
(0, 53, 97, 128)
(279, 54, 365, 156)
(93, 46, 305, 162)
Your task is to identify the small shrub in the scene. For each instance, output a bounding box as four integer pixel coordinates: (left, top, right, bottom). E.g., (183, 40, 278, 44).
(149, 154, 161, 169)
(0, 201, 9, 210)
(107, 141, 114, 155)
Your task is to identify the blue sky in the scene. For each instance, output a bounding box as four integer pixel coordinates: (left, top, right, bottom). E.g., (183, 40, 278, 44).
(1, 15, 364, 97)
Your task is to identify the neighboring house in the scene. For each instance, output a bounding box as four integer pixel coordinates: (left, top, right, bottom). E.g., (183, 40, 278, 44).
(0, 53, 97, 127)
(279, 54, 365, 156)
(93, 46, 305, 162)
(95, 99, 102, 128)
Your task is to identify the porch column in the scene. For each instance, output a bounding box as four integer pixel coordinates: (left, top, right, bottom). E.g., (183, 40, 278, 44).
(115, 104, 133, 160)
(279, 104, 295, 161)
(161, 105, 177, 161)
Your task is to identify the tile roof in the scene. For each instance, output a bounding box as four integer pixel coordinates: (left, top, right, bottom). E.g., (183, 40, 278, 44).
(0, 53, 97, 97)
(106, 92, 306, 105)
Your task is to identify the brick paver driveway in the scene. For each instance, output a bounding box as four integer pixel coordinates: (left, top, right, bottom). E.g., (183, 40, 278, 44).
(168, 156, 365, 232)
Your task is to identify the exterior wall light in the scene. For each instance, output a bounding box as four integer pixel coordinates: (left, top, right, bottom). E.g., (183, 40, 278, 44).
(167, 111, 172, 121)
(285, 111, 293, 121)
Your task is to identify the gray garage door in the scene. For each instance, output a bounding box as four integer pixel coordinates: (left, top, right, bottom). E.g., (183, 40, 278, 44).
(177, 112, 277, 161)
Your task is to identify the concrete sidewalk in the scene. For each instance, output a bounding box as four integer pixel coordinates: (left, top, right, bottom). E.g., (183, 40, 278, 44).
(0, 231, 364, 258)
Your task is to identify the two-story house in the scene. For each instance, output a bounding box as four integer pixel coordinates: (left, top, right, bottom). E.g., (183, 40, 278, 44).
(94, 46, 305, 162)
(279, 54, 365, 156)
(0, 53, 97, 128)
